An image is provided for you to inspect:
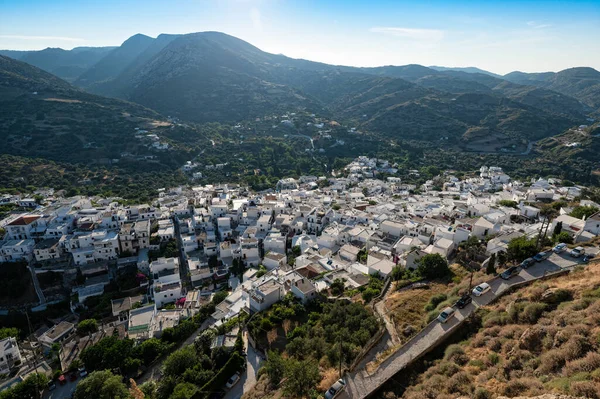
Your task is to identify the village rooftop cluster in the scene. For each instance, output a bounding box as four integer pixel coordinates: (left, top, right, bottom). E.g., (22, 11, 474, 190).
(1, 156, 600, 390)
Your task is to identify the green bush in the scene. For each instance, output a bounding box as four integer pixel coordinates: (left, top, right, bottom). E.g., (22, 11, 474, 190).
(424, 293, 447, 312)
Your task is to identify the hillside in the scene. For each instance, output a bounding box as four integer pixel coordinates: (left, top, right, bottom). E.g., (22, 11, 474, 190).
(0, 55, 172, 166)
(381, 261, 600, 399)
(505, 67, 600, 113)
(58, 32, 586, 145)
(15, 46, 115, 82)
(2, 31, 597, 159)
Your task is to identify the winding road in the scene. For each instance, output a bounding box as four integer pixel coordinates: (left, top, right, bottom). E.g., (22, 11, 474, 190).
(339, 250, 596, 399)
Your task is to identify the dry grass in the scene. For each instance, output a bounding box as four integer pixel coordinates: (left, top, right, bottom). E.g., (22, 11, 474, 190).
(317, 368, 340, 392)
(385, 283, 447, 336)
(400, 261, 600, 399)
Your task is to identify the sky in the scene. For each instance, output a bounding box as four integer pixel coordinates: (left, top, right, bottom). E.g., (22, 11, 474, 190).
(1, 0, 599, 75)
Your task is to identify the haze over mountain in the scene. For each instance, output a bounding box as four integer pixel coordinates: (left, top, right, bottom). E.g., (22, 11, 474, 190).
(0, 46, 116, 82)
(1, 31, 598, 154)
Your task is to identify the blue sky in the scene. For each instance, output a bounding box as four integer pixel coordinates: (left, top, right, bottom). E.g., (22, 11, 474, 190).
(1, 0, 599, 74)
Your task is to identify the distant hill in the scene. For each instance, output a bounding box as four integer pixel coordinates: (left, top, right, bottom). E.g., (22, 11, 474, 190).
(1, 46, 115, 82)
(5, 31, 596, 149)
(429, 65, 502, 78)
(0, 55, 168, 165)
(74, 34, 157, 89)
(504, 67, 600, 113)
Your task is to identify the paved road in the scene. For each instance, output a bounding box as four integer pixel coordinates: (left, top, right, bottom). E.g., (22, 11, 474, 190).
(224, 332, 263, 399)
(340, 251, 592, 399)
(44, 378, 78, 399)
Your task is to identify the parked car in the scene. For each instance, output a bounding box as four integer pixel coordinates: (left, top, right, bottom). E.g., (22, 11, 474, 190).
(437, 307, 456, 323)
(69, 373, 77, 382)
(583, 254, 595, 263)
(225, 372, 240, 389)
(520, 258, 536, 269)
(553, 243, 568, 253)
(472, 282, 491, 297)
(570, 247, 586, 258)
(79, 367, 88, 378)
(58, 375, 67, 386)
(533, 252, 550, 262)
(454, 294, 472, 309)
(47, 381, 56, 391)
(501, 266, 519, 280)
(325, 378, 346, 399)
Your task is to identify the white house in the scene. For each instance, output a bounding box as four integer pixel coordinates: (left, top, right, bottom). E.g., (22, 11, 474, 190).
(263, 252, 287, 270)
(584, 211, 600, 236)
(4, 215, 41, 240)
(472, 217, 500, 239)
(38, 321, 75, 352)
(290, 277, 317, 303)
(33, 238, 62, 262)
(150, 257, 183, 308)
(0, 337, 22, 374)
(263, 232, 286, 254)
(0, 239, 35, 262)
(248, 277, 284, 313)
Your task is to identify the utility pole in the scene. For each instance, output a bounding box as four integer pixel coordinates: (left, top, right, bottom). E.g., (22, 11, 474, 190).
(338, 333, 343, 379)
(25, 309, 41, 399)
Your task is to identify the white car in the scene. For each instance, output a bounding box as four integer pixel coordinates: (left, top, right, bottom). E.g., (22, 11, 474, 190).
(325, 378, 346, 399)
(225, 372, 240, 389)
(437, 307, 456, 323)
(553, 243, 567, 253)
(472, 282, 491, 297)
(570, 247, 585, 258)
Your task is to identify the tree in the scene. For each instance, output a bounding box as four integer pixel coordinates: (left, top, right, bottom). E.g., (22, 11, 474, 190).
(0, 373, 48, 399)
(417, 254, 450, 279)
(552, 221, 563, 237)
(256, 264, 267, 278)
(212, 290, 228, 305)
(291, 245, 302, 257)
(162, 346, 197, 378)
(264, 350, 286, 388)
(77, 319, 98, 336)
(283, 358, 321, 398)
(169, 382, 198, 399)
(51, 342, 61, 367)
(570, 205, 599, 220)
(330, 278, 345, 296)
(554, 231, 573, 244)
(486, 253, 496, 275)
(0, 327, 19, 340)
(507, 236, 538, 262)
(74, 370, 130, 399)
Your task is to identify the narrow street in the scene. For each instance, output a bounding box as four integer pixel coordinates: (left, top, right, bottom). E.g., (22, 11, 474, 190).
(224, 332, 263, 399)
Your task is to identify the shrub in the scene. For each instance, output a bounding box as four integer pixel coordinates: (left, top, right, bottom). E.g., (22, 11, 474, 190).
(474, 387, 491, 399)
(469, 359, 486, 370)
(502, 379, 528, 397)
(563, 335, 592, 361)
(444, 344, 468, 366)
(521, 303, 547, 323)
(570, 381, 600, 399)
(424, 294, 447, 312)
(538, 348, 568, 374)
(488, 352, 500, 366)
(564, 352, 600, 375)
(445, 371, 472, 395)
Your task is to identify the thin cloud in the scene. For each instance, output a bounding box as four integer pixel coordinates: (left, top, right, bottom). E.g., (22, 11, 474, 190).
(527, 21, 552, 29)
(250, 8, 262, 30)
(0, 35, 85, 42)
(370, 27, 445, 41)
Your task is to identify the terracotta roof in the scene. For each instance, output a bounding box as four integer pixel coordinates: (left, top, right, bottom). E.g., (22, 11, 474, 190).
(6, 215, 40, 226)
